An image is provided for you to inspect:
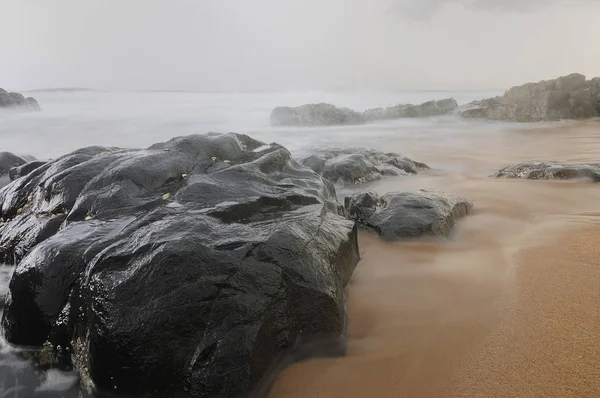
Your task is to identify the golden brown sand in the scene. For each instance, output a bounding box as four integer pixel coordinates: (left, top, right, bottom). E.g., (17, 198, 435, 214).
(268, 120, 600, 398)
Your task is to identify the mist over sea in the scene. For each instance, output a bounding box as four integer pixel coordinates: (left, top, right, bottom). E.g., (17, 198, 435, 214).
(0, 89, 504, 160)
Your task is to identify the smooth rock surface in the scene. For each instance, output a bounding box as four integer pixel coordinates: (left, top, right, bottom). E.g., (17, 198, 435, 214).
(460, 73, 600, 122)
(0, 89, 41, 111)
(493, 160, 600, 181)
(0, 133, 360, 397)
(344, 190, 473, 240)
(298, 148, 429, 185)
(270, 98, 458, 127)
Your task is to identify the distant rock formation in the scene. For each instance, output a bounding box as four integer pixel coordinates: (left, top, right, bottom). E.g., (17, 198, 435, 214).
(271, 103, 364, 126)
(270, 98, 458, 127)
(460, 73, 600, 122)
(0, 89, 41, 111)
(363, 98, 459, 121)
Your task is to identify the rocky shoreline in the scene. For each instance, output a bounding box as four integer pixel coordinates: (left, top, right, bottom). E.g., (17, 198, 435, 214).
(2, 128, 599, 396)
(1, 73, 598, 398)
(270, 73, 600, 126)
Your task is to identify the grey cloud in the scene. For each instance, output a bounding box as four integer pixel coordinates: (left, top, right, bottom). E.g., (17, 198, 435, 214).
(2, 0, 600, 91)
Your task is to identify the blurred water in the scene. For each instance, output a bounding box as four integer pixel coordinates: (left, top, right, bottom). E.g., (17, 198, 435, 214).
(0, 89, 502, 159)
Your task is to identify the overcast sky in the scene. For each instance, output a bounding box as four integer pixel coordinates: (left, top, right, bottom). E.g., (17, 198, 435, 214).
(2, 0, 599, 91)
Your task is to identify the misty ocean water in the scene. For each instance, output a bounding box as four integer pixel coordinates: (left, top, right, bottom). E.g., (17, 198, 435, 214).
(0, 89, 504, 160)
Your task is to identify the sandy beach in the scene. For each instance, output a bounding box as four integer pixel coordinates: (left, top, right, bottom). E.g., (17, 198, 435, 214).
(268, 120, 600, 398)
(449, 226, 600, 397)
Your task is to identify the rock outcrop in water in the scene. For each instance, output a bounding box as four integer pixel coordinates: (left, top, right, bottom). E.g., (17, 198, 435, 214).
(270, 103, 364, 126)
(270, 98, 458, 127)
(460, 73, 600, 122)
(0, 89, 41, 111)
(298, 148, 429, 185)
(344, 190, 472, 240)
(493, 160, 600, 181)
(0, 133, 359, 397)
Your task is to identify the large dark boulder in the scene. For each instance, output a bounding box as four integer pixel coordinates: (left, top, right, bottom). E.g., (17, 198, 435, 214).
(344, 190, 473, 240)
(493, 160, 600, 181)
(0, 133, 359, 397)
(0, 88, 41, 111)
(270, 103, 364, 126)
(460, 73, 600, 122)
(299, 148, 429, 185)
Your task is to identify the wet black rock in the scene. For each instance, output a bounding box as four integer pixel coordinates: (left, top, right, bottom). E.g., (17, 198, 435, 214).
(299, 148, 429, 185)
(0, 133, 359, 397)
(344, 190, 473, 240)
(493, 160, 600, 181)
(0, 89, 41, 111)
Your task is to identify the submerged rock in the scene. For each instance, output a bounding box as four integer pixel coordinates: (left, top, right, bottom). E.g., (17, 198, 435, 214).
(344, 190, 473, 240)
(0, 89, 41, 111)
(493, 160, 600, 181)
(0, 133, 359, 397)
(270, 98, 458, 127)
(460, 73, 600, 122)
(299, 148, 429, 185)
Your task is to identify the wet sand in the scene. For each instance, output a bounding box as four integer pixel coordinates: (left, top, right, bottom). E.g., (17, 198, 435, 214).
(450, 227, 600, 397)
(268, 120, 600, 397)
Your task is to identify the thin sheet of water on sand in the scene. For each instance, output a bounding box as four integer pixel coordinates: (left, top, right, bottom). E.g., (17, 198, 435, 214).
(268, 120, 600, 398)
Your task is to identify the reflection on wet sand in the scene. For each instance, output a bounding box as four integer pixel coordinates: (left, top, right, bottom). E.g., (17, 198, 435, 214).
(269, 120, 600, 397)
